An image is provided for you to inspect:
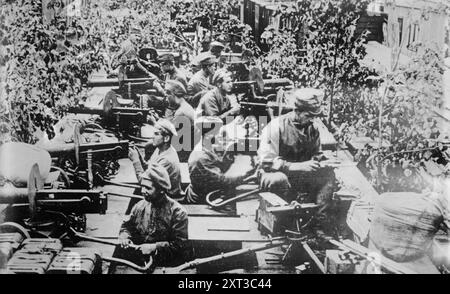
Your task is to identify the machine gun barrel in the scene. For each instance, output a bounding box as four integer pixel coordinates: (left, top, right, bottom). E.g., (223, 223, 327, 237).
(162, 237, 287, 274)
(87, 77, 155, 88)
(43, 140, 129, 160)
(68, 106, 149, 118)
(267, 203, 320, 214)
(0, 183, 107, 214)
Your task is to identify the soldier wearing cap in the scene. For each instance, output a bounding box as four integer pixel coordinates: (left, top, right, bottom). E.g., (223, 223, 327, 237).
(159, 53, 188, 90)
(164, 80, 195, 126)
(196, 69, 240, 120)
(129, 119, 182, 200)
(111, 26, 158, 79)
(185, 116, 254, 204)
(117, 163, 189, 268)
(164, 80, 195, 161)
(111, 26, 140, 69)
(257, 88, 334, 203)
(187, 54, 217, 108)
(209, 41, 225, 59)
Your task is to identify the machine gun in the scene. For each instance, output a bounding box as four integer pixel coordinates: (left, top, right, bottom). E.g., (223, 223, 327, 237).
(41, 123, 129, 189)
(68, 90, 151, 137)
(232, 74, 294, 117)
(0, 164, 107, 236)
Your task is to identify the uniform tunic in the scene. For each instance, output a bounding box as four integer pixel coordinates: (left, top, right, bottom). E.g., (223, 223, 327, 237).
(257, 112, 332, 203)
(133, 146, 182, 198)
(165, 99, 196, 161)
(257, 112, 321, 164)
(196, 88, 231, 118)
(165, 99, 195, 126)
(119, 197, 189, 267)
(186, 144, 244, 204)
(164, 68, 189, 90)
(187, 70, 213, 107)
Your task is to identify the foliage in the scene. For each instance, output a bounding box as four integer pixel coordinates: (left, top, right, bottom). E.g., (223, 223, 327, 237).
(259, 0, 374, 90)
(258, 0, 447, 193)
(168, 0, 259, 54)
(1, 0, 107, 143)
(348, 45, 448, 193)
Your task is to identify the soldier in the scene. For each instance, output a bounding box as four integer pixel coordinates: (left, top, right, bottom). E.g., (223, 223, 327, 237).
(116, 163, 189, 269)
(195, 69, 240, 121)
(185, 117, 254, 204)
(257, 88, 335, 204)
(164, 80, 195, 126)
(129, 119, 182, 200)
(209, 41, 226, 59)
(158, 53, 188, 90)
(164, 80, 195, 161)
(187, 54, 217, 108)
(111, 26, 157, 79)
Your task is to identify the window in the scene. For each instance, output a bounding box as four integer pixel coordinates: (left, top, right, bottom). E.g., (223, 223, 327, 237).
(413, 23, 419, 43)
(398, 17, 403, 46)
(407, 24, 412, 46)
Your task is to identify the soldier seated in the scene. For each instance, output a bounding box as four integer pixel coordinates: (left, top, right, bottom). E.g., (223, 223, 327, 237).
(257, 88, 335, 205)
(114, 163, 190, 270)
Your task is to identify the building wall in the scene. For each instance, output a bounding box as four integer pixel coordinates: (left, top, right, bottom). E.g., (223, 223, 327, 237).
(383, 0, 447, 55)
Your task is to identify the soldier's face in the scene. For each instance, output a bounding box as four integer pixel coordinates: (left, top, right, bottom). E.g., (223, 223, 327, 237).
(294, 110, 315, 126)
(206, 63, 217, 75)
(220, 76, 233, 93)
(152, 127, 167, 147)
(210, 47, 223, 58)
(165, 89, 179, 106)
(141, 179, 157, 202)
(162, 62, 174, 73)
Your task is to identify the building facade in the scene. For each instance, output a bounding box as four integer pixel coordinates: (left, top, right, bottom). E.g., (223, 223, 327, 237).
(382, 0, 449, 56)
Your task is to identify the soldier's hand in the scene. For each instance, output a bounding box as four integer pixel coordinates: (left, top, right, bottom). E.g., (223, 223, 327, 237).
(128, 147, 140, 163)
(119, 233, 133, 249)
(138, 243, 157, 255)
(300, 160, 321, 172)
(230, 104, 241, 115)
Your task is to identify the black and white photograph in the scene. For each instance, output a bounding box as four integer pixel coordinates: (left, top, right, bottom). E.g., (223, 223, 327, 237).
(0, 0, 449, 277)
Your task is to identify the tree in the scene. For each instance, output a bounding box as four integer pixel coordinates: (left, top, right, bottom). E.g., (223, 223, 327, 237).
(259, 0, 376, 123)
(1, 0, 107, 143)
(168, 0, 258, 54)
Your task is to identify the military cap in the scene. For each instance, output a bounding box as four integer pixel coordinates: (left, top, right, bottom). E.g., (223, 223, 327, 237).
(212, 69, 231, 85)
(288, 88, 324, 115)
(155, 118, 177, 137)
(210, 41, 225, 49)
(141, 163, 171, 191)
(198, 53, 218, 66)
(165, 80, 187, 97)
(158, 53, 175, 64)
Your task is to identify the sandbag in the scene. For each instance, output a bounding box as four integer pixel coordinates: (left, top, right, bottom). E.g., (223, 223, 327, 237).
(0, 142, 51, 187)
(369, 192, 446, 263)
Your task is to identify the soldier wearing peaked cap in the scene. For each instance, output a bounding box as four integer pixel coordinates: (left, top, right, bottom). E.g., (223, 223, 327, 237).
(110, 25, 159, 80)
(257, 88, 335, 204)
(187, 54, 218, 108)
(159, 53, 188, 90)
(163, 80, 195, 162)
(185, 117, 255, 204)
(116, 163, 190, 269)
(129, 118, 182, 202)
(209, 41, 225, 59)
(195, 69, 240, 121)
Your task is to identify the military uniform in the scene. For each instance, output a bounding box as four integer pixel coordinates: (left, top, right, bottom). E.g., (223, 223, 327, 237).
(196, 88, 231, 118)
(119, 197, 188, 267)
(186, 143, 246, 204)
(257, 89, 335, 203)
